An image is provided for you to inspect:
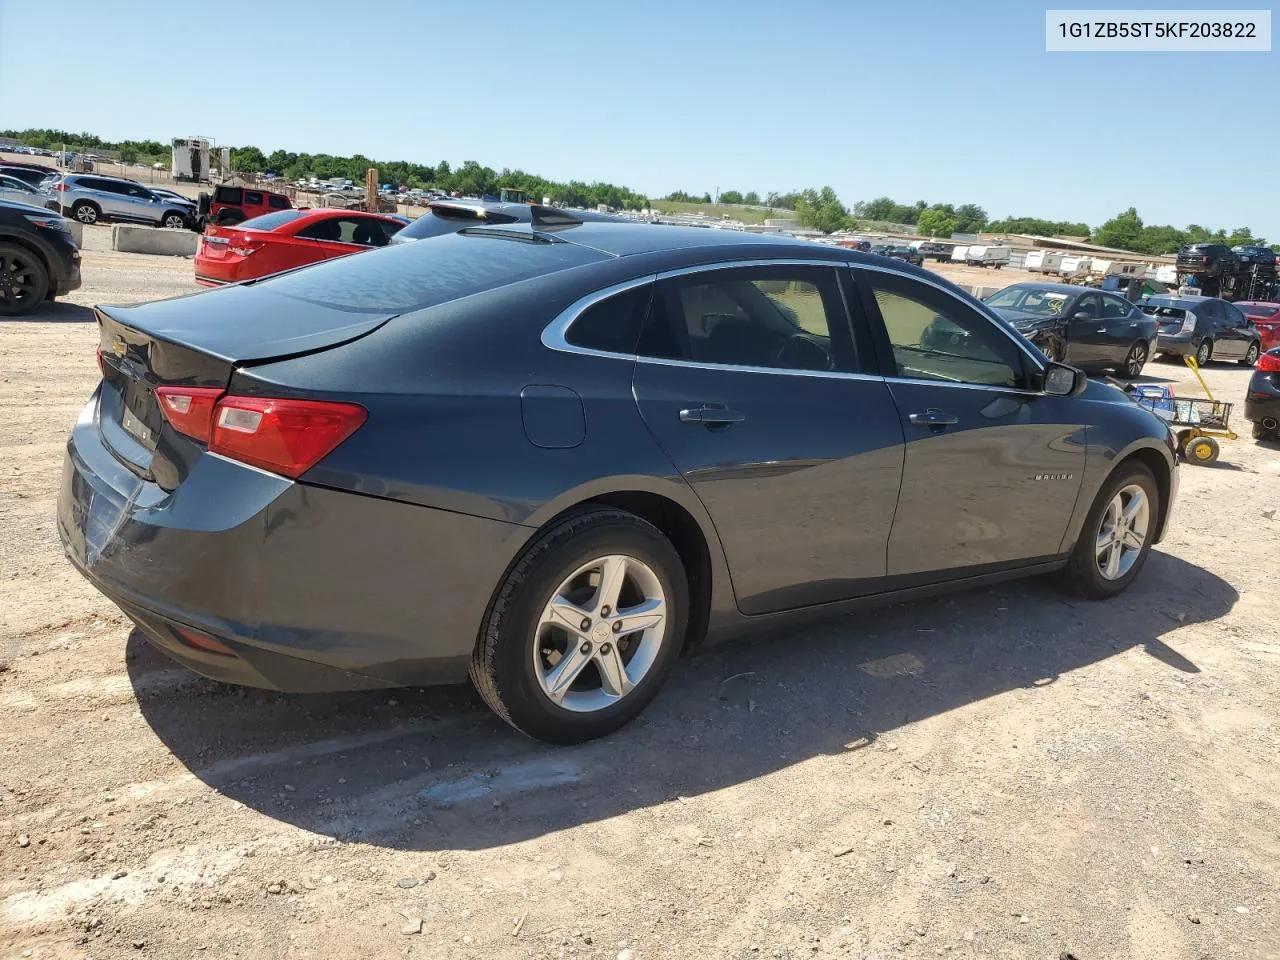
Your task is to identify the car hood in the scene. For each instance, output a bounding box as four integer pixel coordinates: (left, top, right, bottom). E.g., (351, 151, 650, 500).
(992, 308, 1059, 330)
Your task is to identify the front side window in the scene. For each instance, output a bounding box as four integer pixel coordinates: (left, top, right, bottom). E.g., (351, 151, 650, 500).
(646, 265, 852, 372)
(1074, 293, 1101, 319)
(867, 273, 1029, 389)
(1100, 295, 1131, 319)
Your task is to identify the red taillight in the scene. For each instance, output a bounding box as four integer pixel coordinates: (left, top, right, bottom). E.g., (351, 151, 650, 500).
(95, 346, 105, 377)
(53, 182, 69, 192)
(155, 386, 225, 443)
(209, 397, 367, 478)
(1257, 352, 1280, 372)
(172, 626, 234, 656)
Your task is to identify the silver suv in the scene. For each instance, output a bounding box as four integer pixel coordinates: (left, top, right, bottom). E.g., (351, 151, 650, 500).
(39, 174, 194, 229)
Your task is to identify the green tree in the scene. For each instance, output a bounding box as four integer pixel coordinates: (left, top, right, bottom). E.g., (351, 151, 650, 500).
(1093, 207, 1144, 250)
(916, 207, 959, 237)
(953, 203, 988, 233)
(795, 186, 850, 234)
(743, 191, 761, 205)
(119, 146, 138, 164)
(718, 189, 743, 204)
(1136, 224, 1186, 255)
(231, 146, 268, 173)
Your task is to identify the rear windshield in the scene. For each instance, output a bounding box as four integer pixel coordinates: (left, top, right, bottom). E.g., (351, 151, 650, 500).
(239, 210, 306, 232)
(256, 230, 608, 313)
(394, 206, 522, 242)
(1141, 304, 1187, 319)
(1239, 303, 1278, 317)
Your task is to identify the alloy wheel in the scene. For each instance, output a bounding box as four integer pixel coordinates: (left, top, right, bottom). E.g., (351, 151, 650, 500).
(75, 205, 97, 224)
(1244, 343, 1259, 365)
(0, 252, 39, 307)
(1095, 484, 1150, 581)
(1195, 340, 1211, 365)
(163, 214, 185, 229)
(532, 554, 667, 713)
(1126, 342, 1147, 377)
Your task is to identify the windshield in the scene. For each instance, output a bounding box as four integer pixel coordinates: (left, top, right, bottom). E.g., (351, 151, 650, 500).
(984, 286, 1071, 316)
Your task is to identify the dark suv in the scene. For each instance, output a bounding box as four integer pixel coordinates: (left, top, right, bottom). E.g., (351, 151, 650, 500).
(1176, 243, 1235, 279)
(0, 198, 81, 315)
(1232, 245, 1277, 276)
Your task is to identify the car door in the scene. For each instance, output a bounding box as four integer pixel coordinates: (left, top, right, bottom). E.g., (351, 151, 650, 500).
(93, 180, 134, 219)
(1064, 292, 1104, 365)
(854, 267, 1086, 579)
(122, 182, 161, 223)
(291, 216, 368, 266)
(1220, 302, 1256, 357)
(1097, 293, 1142, 364)
(629, 262, 906, 614)
(1204, 300, 1242, 358)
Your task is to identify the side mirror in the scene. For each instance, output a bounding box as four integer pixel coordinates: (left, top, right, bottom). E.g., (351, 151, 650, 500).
(1072, 311, 1092, 321)
(1043, 361, 1087, 397)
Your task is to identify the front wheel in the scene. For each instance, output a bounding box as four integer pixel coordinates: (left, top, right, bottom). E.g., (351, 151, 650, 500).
(1059, 461, 1159, 599)
(1195, 339, 1213, 366)
(0, 242, 51, 316)
(470, 508, 689, 744)
(1240, 341, 1260, 366)
(161, 211, 187, 230)
(1116, 340, 1148, 380)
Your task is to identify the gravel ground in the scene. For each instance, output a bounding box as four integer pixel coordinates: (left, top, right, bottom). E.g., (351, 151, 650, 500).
(2, 237, 1279, 960)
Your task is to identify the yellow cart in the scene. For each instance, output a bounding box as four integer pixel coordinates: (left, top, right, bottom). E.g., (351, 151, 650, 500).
(1168, 357, 1236, 465)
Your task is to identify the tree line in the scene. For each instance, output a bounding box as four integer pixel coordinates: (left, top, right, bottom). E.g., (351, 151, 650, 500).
(7, 129, 1275, 251)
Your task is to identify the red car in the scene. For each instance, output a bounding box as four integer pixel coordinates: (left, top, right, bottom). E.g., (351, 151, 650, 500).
(1236, 301, 1280, 352)
(194, 209, 406, 286)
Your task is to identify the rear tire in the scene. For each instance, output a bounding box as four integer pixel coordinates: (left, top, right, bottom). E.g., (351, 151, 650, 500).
(1116, 340, 1148, 379)
(1240, 341, 1260, 366)
(1252, 421, 1279, 441)
(0, 242, 51, 316)
(71, 201, 99, 225)
(1059, 461, 1159, 600)
(1195, 339, 1213, 366)
(470, 508, 689, 744)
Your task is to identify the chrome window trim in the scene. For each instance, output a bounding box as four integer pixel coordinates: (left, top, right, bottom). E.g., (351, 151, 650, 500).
(540, 258, 1051, 392)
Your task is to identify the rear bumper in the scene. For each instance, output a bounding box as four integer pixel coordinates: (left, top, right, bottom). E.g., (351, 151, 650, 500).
(1244, 387, 1280, 424)
(1156, 335, 1195, 356)
(57, 390, 531, 692)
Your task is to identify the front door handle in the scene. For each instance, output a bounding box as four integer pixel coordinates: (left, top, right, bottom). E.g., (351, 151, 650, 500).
(908, 409, 959, 427)
(680, 405, 745, 425)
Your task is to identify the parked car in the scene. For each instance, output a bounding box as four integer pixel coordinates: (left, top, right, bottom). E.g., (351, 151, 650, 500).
(917, 241, 954, 262)
(883, 245, 923, 267)
(984, 282, 1157, 377)
(1235, 301, 1280, 350)
(0, 163, 58, 189)
(1176, 243, 1235, 279)
(197, 184, 293, 227)
(195, 209, 406, 286)
(1244, 347, 1280, 440)
(390, 199, 621, 244)
(59, 219, 1179, 743)
(1232, 245, 1277, 275)
(39, 174, 193, 229)
(1141, 295, 1262, 366)
(0, 198, 81, 315)
(0, 174, 43, 206)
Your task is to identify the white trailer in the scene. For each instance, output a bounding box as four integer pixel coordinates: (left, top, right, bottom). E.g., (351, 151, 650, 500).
(965, 244, 1011, 269)
(1058, 256, 1093, 281)
(1025, 249, 1064, 274)
(949, 245, 970, 263)
(171, 137, 212, 183)
(1155, 264, 1178, 285)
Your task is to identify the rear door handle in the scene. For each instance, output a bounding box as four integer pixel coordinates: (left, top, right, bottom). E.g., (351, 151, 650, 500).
(908, 409, 958, 427)
(680, 405, 745, 425)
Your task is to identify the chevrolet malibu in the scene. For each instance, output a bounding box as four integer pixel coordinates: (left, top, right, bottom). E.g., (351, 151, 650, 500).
(58, 217, 1179, 743)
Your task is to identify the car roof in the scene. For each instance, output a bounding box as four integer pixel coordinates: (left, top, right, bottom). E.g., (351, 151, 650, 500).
(472, 221, 826, 259)
(1145, 294, 1215, 305)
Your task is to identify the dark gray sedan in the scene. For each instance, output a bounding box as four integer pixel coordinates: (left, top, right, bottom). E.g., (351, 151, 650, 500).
(58, 219, 1179, 743)
(984, 282, 1158, 378)
(1141, 294, 1262, 366)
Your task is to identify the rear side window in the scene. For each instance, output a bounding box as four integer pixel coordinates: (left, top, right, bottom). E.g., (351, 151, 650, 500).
(565, 285, 653, 354)
(244, 190, 264, 206)
(267, 194, 290, 210)
(238, 210, 306, 232)
(258, 231, 609, 313)
(215, 186, 243, 205)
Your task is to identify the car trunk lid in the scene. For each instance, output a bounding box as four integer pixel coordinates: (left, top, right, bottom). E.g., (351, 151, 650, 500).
(94, 284, 395, 489)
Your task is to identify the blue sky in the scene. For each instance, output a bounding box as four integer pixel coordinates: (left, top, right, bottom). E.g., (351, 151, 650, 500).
(1, 0, 1276, 235)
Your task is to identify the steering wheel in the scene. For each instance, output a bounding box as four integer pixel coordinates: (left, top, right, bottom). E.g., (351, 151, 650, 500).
(775, 334, 833, 371)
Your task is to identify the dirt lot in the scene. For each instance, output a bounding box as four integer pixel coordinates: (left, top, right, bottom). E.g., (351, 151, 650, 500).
(2, 236, 1279, 960)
